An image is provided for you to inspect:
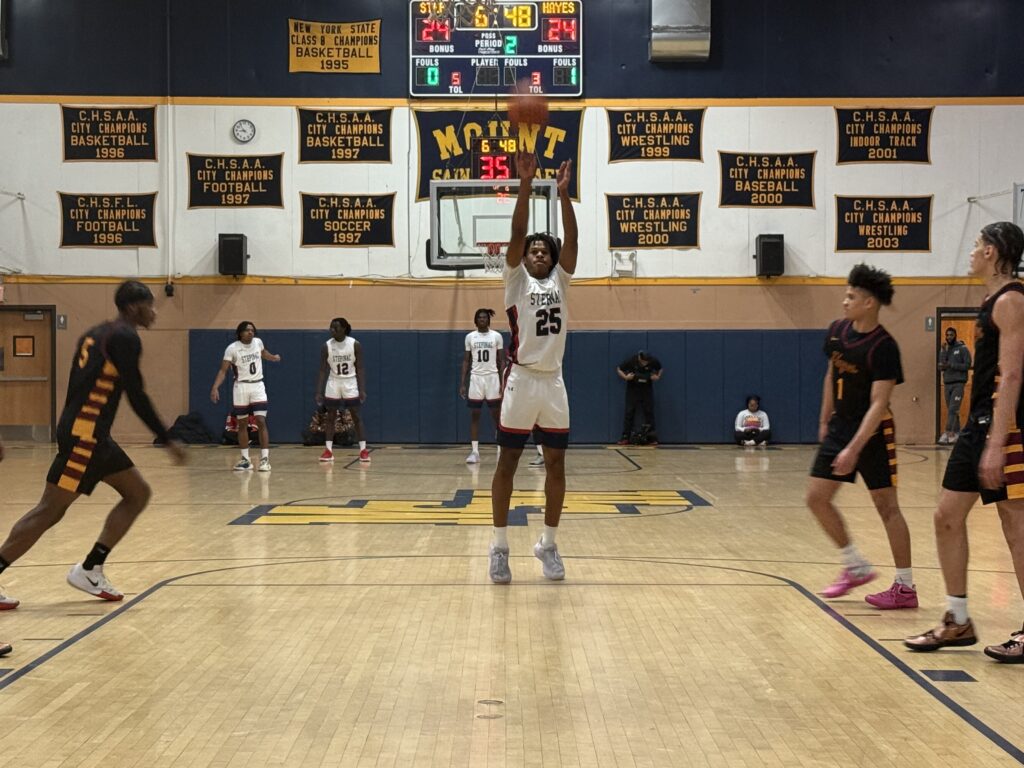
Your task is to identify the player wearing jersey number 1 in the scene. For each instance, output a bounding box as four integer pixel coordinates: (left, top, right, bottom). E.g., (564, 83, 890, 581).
(210, 321, 280, 472)
(315, 317, 370, 463)
(488, 151, 577, 584)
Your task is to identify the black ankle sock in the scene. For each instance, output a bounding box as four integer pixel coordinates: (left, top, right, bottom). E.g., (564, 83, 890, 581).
(83, 543, 111, 571)
(0, 556, 9, 575)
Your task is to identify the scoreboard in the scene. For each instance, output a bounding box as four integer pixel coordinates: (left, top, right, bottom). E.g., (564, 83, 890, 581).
(410, 1, 582, 98)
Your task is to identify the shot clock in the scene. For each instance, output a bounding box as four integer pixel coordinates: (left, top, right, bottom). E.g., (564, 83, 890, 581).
(410, 0, 582, 98)
(470, 136, 519, 179)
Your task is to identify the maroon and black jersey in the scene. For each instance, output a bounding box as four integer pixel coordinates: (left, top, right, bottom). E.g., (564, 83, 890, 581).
(823, 319, 903, 423)
(57, 319, 169, 445)
(971, 281, 1024, 426)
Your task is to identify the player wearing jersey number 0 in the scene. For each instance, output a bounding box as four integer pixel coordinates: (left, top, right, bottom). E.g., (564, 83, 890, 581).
(315, 317, 370, 463)
(210, 321, 280, 472)
(461, 308, 505, 464)
(489, 151, 577, 584)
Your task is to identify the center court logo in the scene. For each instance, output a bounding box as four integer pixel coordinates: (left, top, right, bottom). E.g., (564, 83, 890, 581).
(230, 489, 711, 526)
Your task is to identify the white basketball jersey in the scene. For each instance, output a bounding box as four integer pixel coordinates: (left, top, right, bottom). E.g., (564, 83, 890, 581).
(224, 338, 264, 382)
(504, 262, 570, 372)
(326, 336, 358, 381)
(465, 330, 503, 376)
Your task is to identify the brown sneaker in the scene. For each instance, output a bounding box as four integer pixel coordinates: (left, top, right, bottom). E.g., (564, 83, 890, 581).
(904, 611, 977, 652)
(983, 627, 1024, 663)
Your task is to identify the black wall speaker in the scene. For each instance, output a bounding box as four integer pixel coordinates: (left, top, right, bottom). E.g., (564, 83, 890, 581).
(754, 234, 784, 277)
(218, 234, 248, 276)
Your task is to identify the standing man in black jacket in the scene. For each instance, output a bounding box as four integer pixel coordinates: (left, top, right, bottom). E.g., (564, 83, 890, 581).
(938, 327, 972, 444)
(617, 350, 663, 445)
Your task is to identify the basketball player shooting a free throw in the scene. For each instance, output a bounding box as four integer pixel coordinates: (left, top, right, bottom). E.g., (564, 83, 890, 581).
(488, 151, 577, 584)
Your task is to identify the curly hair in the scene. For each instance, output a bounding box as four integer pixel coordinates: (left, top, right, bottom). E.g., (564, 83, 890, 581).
(235, 321, 257, 340)
(847, 264, 894, 306)
(523, 232, 561, 267)
(981, 221, 1024, 275)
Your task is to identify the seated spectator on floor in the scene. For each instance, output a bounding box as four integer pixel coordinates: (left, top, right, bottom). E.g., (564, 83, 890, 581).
(734, 395, 771, 446)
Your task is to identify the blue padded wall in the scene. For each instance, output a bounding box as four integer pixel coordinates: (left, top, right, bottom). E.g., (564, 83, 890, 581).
(189, 329, 825, 444)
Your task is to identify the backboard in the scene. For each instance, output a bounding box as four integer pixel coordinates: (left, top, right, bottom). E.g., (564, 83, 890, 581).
(427, 179, 559, 272)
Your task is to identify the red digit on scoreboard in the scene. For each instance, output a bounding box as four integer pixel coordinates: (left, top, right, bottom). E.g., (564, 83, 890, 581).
(419, 19, 451, 42)
(543, 18, 577, 42)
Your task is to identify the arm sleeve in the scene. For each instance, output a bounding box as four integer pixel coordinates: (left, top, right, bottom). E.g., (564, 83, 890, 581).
(107, 329, 170, 442)
(761, 411, 770, 429)
(734, 411, 745, 430)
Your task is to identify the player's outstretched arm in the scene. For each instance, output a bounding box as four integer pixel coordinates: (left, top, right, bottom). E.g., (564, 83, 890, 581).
(261, 346, 281, 363)
(210, 359, 231, 403)
(555, 159, 577, 274)
(506, 151, 536, 269)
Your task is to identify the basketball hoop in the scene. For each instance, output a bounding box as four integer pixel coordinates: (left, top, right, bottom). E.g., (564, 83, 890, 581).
(478, 242, 507, 274)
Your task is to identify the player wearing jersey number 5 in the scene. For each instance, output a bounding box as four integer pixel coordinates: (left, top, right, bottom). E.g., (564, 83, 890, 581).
(0, 281, 187, 650)
(489, 151, 577, 584)
(210, 321, 280, 472)
(315, 317, 370, 463)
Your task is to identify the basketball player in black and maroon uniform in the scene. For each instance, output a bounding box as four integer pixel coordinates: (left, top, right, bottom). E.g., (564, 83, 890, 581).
(906, 222, 1024, 661)
(0, 281, 185, 655)
(806, 264, 918, 609)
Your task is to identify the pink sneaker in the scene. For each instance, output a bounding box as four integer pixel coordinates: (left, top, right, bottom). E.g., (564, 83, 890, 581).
(865, 581, 918, 609)
(819, 568, 877, 598)
(359, 449, 371, 463)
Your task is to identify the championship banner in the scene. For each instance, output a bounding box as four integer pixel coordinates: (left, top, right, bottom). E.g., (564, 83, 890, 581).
(835, 196, 932, 252)
(836, 108, 932, 164)
(58, 192, 157, 248)
(413, 108, 583, 201)
(187, 154, 284, 209)
(288, 18, 381, 74)
(297, 108, 391, 163)
(300, 193, 396, 247)
(607, 109, 704, 163)
(606, 193, 700, 250)
(719, 151, 815, 209)
(61, 106, 156, 162)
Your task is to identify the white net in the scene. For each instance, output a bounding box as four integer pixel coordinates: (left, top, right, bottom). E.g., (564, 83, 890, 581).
(478, 242, 507, 274)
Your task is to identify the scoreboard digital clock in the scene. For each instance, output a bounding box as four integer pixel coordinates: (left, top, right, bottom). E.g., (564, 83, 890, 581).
(410, 0, 582, 98)
(470, 136, 518, 179)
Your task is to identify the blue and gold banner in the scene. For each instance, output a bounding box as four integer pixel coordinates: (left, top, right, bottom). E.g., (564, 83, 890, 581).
(187, 154, 284, 209)
(300, 193, 395, 247)
(836, 108, 932, 164)
(61, 106, 156, 162)
(607, 109, 704, 163)
(58, 192, 157, 248)
(297, 108, 391, 163)
(606, 193, 700, 250)
(835, 196, 932, 252)
(413, 108, 583, 201)
(719, 151, 815, 208)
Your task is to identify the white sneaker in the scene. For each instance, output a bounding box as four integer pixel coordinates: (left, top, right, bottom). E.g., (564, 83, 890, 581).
(233, 457, 253, 471)
(0, 588, 19, 611)
(466, 451, 480, 464)
(489, 545, 511, 584)
(529, 454, 545, 467)
(533, 539, 565, 580)
(258, 456, 271, 472)
(743, 440, 756, 446)
(937, 433, 949, 445)
(67, 563, 123, 601)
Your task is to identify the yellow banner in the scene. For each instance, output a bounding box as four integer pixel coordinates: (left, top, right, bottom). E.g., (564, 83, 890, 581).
(288, 18, 381, 74)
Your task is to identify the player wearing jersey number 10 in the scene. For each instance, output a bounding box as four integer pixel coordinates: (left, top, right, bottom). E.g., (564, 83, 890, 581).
(488, 151, 577, 584)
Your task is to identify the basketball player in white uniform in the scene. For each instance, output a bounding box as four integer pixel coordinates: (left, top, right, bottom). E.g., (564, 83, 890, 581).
(315, 317, 370, 463)
(210, 321, 280, 471)
(460, 308, 506, 463)
(489, 152, 577, 584)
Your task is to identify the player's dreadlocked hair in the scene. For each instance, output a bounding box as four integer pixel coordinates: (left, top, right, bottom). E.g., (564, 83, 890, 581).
(523, 232, 561, 267)
(235, 321, 257, 340)
(331, 317, 352, 335)
(114, 280, 154, 310)
(980, 221, 1024, 276)
(474, 308, 496, 322)
(848, 264, 894, 306)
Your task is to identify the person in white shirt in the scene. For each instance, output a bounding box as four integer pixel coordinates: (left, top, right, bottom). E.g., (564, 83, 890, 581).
(734, 395, 771, 446)
(210, 321, 280, 472)
(489, 151, 577, 584)
(315, 317, 370, 463)
(460, 309, 506, 464)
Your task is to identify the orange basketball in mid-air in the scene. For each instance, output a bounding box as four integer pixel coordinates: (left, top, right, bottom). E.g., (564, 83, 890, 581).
(508, 93, 549, 128)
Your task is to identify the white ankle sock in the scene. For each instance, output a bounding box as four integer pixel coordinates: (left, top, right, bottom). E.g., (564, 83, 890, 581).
(241, 449, 250, 459)
(839, 544, 869, 573)
(359, 440, 367, 451)
(946, 595, 968, 625)
(894, 568, 913, 587)
(541, 526, 557, 548)
(261, 449, 269, 459)
(325, 440, 333, 452)
(492, 527, 508, 550)
(472, 441, 479, 452)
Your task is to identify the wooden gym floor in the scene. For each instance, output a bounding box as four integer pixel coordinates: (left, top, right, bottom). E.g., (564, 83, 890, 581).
(0, 441, 1021, 767)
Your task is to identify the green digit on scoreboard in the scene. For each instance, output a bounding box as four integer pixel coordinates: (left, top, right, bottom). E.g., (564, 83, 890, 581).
(427, 66, 440, 86)
(504, 36, 518, 55)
